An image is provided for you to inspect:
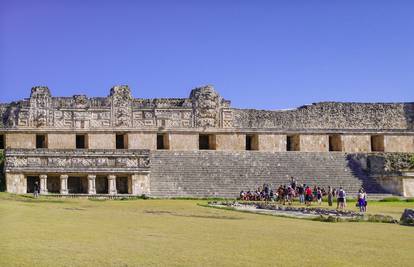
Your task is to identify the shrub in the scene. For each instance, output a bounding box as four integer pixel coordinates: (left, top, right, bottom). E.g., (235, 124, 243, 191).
(410, 154, 414, 168)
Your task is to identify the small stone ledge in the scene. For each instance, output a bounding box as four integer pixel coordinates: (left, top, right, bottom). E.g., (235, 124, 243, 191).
(208, 201, 399, 224)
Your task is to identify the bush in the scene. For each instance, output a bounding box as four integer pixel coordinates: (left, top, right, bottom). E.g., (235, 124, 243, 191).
(410, 154, 414, 168)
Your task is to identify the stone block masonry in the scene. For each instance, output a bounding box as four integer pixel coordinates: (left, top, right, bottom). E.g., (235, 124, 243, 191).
(1, 84, 413, 196)
(149, 151, 387, 198)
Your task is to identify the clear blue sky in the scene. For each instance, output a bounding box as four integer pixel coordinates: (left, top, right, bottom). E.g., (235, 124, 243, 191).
(1, 0, 413, 109)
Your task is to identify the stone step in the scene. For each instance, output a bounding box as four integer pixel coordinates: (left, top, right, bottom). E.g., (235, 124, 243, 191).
(149, 151, 388, 197)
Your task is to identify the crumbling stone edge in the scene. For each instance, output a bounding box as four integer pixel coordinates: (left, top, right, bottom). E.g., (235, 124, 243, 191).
(205, 201, 402, 224)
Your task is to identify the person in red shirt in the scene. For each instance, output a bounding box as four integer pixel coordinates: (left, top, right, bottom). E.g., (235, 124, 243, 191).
(305, 186, 313, 206)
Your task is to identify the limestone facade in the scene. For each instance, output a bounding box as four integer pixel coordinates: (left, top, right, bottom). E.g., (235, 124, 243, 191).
(1, 85, 413, 195)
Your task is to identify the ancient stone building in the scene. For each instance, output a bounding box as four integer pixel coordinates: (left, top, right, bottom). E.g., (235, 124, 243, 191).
(1, 85, 414, 197)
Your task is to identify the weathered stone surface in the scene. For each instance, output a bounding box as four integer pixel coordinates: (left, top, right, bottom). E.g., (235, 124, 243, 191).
(150, 151, 387, 198)
(1, 86, 413, 131)
(168, 133, 198, 151)
(0, 85, 231, 130)
(233, 102, 414, 130)
(4, 149, 150, 174)
(47, 133, 76, 149)
(5, 133, 36, 149)
(400, 209, 414, 225)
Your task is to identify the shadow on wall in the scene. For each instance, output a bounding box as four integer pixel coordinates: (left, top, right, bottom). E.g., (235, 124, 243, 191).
(403, 103, 414, 130)
(346, 154, 389, 194)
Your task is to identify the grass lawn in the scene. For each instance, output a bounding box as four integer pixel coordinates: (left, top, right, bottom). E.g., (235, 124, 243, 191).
(0, 193, 413, 267)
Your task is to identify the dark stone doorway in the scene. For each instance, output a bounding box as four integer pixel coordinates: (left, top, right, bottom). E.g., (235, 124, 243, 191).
(27, 176, 40, 193)
(96, 176, 108, 194)
(68, 177, 87, 194)
(47, 176, 60, 193)
(116, 176, 128, 194)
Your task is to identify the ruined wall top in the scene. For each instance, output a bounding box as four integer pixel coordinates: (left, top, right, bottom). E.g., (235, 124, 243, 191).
(0, 85, 413, 131)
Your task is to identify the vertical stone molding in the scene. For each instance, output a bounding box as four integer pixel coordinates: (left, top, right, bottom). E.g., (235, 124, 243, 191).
(131, 173, 150, 196)
(39, 174, 48, 194)
(107, 175, 117, 195)
(87, 174, 97, 195)
(60, 174, 68, 195)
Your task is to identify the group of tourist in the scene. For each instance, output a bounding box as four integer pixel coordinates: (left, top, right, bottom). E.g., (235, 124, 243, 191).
(239, 177, 368, 212)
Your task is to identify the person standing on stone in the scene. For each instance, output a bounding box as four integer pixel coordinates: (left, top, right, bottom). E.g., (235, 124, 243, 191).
(298, 184, 305, 204)
(357, 189, 365, 212)
(305, 186, 313, 206)
(327, 186, 333, 207)
(317, 187, 322, 205)
(34, 181, 39, 198)
(358, 188, 367, 212)
(290, 177, 296, 190)
(363, 190, 368, 212)
(337, 187, 346, 210)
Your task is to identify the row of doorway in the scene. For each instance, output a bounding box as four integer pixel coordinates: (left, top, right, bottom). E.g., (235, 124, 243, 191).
(27, 175, 130, 194)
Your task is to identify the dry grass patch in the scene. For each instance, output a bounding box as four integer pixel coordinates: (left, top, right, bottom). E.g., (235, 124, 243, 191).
(0, 193, 413, 266)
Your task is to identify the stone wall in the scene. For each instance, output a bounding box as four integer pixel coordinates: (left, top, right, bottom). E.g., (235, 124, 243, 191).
(5, 133, 35, 149)
(88, 133, 116, 149)
(169, 133, 198, 150)
(342, 135, 371, 152)
(6, 173, 26, 194)
(233, 102, 414, 130)
(128, 133, 156, 150)
(131, 173, 151, 195)
(385, 135, 414, 152)
(215, 134, 245, 151)
(1, 85, 413, 132)
(300, 135, 328, 152)
(257, 134, 286, 152)
(403, 176, 414, 197)
(48, 133, 75, 149)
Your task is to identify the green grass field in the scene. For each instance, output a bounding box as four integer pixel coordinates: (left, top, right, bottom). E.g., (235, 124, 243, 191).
(1, 193, 413, 267)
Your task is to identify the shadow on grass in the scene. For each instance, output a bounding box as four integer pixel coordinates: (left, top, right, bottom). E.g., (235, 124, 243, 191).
(144, 209, 243, 220)
(0, 193, 65, 203)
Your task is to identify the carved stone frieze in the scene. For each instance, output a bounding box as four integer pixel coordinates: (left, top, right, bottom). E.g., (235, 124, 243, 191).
(4, 149, 151, 173)
(1, 85, 234, 130)
(6, 84, 412, 131)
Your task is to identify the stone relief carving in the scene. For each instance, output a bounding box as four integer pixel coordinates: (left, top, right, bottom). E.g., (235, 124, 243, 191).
(10, 84, 413, 131)
(72, 95, 89, 109)
(4, 104, 19, 127)
(5, 156, 28, 167)
(190, 85, 222, 127)
(2, 85, 235, 130)
(5, 150, 151, 172)
(110, 85, 132, 127)
(29, 86, 51, 128)
(139, 157, 150, 168)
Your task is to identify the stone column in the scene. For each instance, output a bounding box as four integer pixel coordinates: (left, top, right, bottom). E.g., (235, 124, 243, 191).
(107, 175, 117, 195)
(87, 174, 96, 195)
(60, 174, 68, 195)
(39, 174, 48, 194)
